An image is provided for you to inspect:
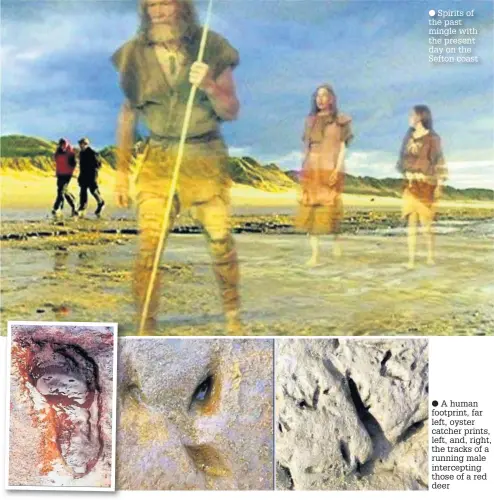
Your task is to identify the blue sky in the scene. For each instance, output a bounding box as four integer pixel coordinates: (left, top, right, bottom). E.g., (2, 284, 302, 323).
(1, 0, 493, 188)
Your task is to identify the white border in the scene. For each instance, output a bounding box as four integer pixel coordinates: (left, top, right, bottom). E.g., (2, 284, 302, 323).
(273, 335, 278, 491)
(5, 321, 118, 492)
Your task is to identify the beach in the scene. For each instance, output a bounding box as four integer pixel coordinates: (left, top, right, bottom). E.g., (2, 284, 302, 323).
(1, 172, 493, 336)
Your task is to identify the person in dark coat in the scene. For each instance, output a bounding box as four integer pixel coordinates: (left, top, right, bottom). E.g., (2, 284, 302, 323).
(52, 138, 78, 218)
(77, 137, 105, 217)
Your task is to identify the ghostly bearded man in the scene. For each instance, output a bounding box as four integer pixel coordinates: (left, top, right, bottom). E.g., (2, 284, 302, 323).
(112, 0, 242, 334)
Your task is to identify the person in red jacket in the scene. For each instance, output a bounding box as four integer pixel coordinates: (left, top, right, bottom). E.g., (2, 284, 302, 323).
(52, 138, 78, 218)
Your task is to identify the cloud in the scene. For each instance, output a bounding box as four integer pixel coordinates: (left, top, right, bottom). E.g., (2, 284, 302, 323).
(262, 150, 304, 171)
(348, 151, 494, 189)
(0, 4, 137, 93)
(1, 99, 116, 147)
(228, 146, 253, 157)
(1, 0, 493, 191)
(260, 148, 494, 190)
(0, 2, 135, 145)
(346, 150, 397, 179)
(444, 160, 494, 189)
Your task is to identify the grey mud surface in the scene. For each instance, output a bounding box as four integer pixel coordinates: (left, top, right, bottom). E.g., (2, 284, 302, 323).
(276, 338, 429, 490)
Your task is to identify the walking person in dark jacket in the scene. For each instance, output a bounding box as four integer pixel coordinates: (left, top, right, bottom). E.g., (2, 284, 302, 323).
(52, 138, 78, 218)
(77, 137, 105, 217)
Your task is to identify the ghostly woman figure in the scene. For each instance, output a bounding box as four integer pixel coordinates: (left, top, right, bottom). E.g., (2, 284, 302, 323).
(396, 105, 448, 269)
(295, 84, 353, 267)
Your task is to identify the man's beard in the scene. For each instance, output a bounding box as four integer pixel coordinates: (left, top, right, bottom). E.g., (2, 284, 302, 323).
(147, 20, 189, 44)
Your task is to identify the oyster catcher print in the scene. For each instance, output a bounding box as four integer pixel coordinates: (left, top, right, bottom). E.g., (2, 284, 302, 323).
(6, 322, 117, 491)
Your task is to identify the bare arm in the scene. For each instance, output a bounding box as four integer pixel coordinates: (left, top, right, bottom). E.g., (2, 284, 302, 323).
(435, 138, 448, 185)
(190, 64, 240, 121)
(203, 67, 239, 121)
(302, 117, 311, 158)
(115, 100, 137, 207)
(116, 99, 137, 174)
(433, 136, 447, 197)
(335, 116, 352, 172)
(336, 143, 346, 172)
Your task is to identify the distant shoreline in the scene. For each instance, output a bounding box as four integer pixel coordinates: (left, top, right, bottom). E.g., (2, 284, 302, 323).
(2, 136, 493, 204)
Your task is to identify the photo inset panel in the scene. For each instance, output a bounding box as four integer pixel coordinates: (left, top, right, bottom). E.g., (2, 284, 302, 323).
(276, 338, 428, 490)
(6, 322, 117, 491)
(117, 338, 274, 490)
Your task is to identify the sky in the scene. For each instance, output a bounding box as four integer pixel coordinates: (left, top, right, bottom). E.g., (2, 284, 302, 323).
(1, 0, 493, 188)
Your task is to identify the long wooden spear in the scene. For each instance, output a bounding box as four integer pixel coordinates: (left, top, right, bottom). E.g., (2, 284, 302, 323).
(138, 0, 215, 335)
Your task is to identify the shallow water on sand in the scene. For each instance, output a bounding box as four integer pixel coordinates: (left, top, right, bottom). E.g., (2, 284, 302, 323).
(1, 222, 493, 336)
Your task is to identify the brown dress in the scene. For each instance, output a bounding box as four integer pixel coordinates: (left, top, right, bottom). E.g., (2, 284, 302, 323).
(399, 131, 447, 221)
(295, 113, 353, 234)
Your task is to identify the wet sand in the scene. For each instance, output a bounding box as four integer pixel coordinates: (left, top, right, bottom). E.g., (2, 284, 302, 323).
(1, 213, 493, 336)
(2, 171, 493, 335)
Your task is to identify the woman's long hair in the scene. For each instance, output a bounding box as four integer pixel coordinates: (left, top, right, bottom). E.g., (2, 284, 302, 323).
(413, 104, 433, 130)
(310, 84, 338, 117)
